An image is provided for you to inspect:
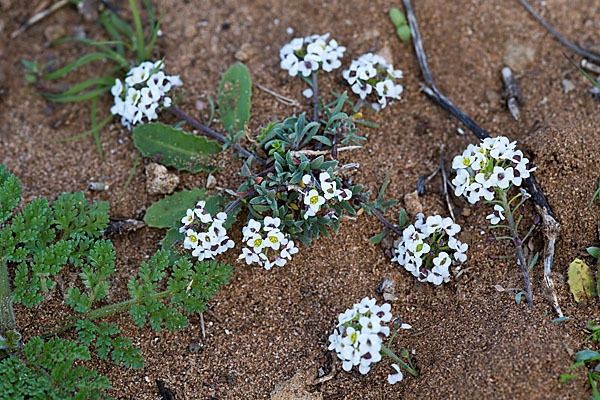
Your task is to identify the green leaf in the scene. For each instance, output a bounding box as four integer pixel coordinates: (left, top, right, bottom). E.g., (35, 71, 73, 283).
(575, 350, 600, 362)
(217, 63, 252, 134)
(389, 7, 407, 27)
(369, 230, 388, 244)
(43, 53, 109, 81)
(588, 247, 600, 259)
(398, 208, 407, 227)
(144, 189, 223, 228)
(568, 258, 596, 303)
(133, 123, 221, 172)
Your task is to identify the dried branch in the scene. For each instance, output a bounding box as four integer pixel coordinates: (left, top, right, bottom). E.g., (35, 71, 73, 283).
(516, 0, 600, 64)
(402, 0, 561, 314)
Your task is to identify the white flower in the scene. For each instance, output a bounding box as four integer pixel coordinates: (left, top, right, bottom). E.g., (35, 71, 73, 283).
(388, 364, 404, 385)
(238, 218, 298, 270)
(304, 189, 325, 213)
(279, 34, 345, 76)
(179, 201, 234, 261)
(486, 204, 505, 225)
(111, 60, 182, 129)
(393, 214, 466, 284)
(183, 229, 199, 249)
(343, 53, 403, 109)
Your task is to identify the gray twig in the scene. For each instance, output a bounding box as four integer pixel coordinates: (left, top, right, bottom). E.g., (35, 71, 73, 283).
(403, 0, 561, 314)
(517, 0, 600, 64)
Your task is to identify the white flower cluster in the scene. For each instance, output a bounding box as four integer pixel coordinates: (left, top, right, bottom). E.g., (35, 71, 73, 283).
(110, 60, 182, 128)
(301, 172, 352, 219)
(239, 217, 299, 270)
(328, 297, 411, 382)
(392, 214, 468, 285)
(280, 33, 346, 77)
(342, 53, 403, 109)
(179, 201, 234, 261)
(451, 136, 536, 204)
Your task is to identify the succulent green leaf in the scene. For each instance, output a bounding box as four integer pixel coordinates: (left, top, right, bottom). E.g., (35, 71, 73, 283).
(133, 123, 221, 172)
(217, 62, 252, 134)
(144, 189, 223, 228)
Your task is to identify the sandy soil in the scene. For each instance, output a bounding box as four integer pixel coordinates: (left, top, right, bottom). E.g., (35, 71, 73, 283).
(1, 0, 600, 399)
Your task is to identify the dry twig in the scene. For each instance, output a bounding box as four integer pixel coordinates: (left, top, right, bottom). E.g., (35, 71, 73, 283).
(402, 0, 561, 315)
(517, 0, 600, 64)
(256, 83, 300, 106)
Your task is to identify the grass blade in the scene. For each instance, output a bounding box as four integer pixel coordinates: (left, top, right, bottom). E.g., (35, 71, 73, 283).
(99, 11, 125, 56)
(42, 86, 111, 102)
(43, 52, 109, 80)
(90, 94, 104, 161)
(51, 37, 128, 66)
(119, 151, 141, 202)
(54, 76, 115, 97)
(129, 0, 145, 62)
(53, 114, 113, 142)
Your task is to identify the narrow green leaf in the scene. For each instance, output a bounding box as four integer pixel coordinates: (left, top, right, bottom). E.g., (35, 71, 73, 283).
(129, 0, 145, 62)
(132, 123, 221, 172)
(217, 63, 251, 134)
(369, 230, 388, 244)
(43, 53, 109, 81)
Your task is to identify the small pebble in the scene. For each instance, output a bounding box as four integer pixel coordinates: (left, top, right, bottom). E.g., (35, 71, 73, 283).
(273, 18, 279, 25)
(302, 88, 313, 98)
(206, 174, 216, 189)
(286, 27, 294, 35)
(88, 182, 108, 191)
(234, 43, 255, 62)
(145, 163, 180, 195)
(457, 127, 465, 135)
(561, 79, 575, 93)
(404, 190, 423, 215)
(44, 24, 66, 42)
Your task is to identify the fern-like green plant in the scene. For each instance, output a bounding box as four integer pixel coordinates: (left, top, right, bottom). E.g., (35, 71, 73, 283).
(0, 165, 232, 398)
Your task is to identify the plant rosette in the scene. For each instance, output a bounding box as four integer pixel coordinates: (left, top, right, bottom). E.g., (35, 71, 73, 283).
(392, 213, 467, 285)
(328, 297, 418, 383)
(238, 216, 299, 270)
(280, 32, 346, 77)
(111, 60, 183, 128)
(180, 200, 235, 261)
(342, 53, 403, 110)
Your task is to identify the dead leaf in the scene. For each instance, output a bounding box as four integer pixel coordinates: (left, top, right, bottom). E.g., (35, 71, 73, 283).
(567, 258, 596, 303)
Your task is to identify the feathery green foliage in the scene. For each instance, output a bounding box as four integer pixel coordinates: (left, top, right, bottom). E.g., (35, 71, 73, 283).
(0, 166, 232, 397)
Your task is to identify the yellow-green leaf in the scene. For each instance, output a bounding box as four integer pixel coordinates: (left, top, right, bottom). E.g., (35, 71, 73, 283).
(568, 258, 596, 302)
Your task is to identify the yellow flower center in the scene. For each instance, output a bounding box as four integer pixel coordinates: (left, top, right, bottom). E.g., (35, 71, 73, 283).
(416, 243, 423, 252)
(462, 158, 470, 166)
(269, 236, 278, 243)
(310, 196, 319, 204)
(350, 332, 357, 344)
(190, 235, 197, 242)
(253, 238, 262, 247)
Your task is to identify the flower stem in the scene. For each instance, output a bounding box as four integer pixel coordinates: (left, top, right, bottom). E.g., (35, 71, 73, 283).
(168, 106, 268, 166)
(498, 189, 534, 308)
(312, 72, 319, 122)
(380, 345, 419, 377)
(42, 288, 176, 338)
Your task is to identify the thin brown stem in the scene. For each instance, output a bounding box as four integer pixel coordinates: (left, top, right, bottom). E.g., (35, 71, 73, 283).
(312, 73, 319, 123)
(499, 190, 533, 308)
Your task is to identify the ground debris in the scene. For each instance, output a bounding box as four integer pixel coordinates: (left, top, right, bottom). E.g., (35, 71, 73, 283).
(270, 368, 322, 400)
(145, 162, 180, 195)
